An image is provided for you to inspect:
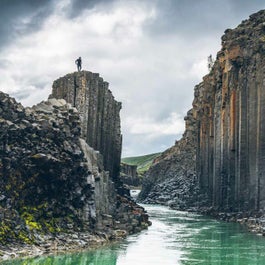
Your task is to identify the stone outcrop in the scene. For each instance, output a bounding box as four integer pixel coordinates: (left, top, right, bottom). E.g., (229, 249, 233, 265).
(0, 71, 150, 258)
(50, 71, 122, 182)
(195, 10, 265, 212)
(140, 10, 265, 214)
(120, 163, 140, 187)
(138, 109, 200, 209)
(0, 94, 99, 243)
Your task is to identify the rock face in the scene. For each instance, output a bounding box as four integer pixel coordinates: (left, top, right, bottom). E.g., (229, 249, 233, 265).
(50, 71, 122, 182)
(140, 10, 265, 213)
(120, 163, 140, 187)
(138, 109, 200, 209)
(196, 10, 265, 212)
(0, 72, 149, 253)
(0, 94, 99, 243)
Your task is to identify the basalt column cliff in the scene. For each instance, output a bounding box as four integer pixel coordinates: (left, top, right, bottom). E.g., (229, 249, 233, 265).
(140, 10, 265, 213)
(50, 71, 122, 181)
(0, 71, 149, 257)
(197, 10, 265, 212)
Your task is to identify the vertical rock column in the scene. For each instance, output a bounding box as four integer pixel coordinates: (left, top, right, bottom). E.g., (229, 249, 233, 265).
(140, 10, 265, 213)
(196, 11, 265, 212)
(50, 71, 122, 180)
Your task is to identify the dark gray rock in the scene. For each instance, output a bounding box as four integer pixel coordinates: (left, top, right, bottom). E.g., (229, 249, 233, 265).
(0, 71, 150, 257)
(50, 71, 122, 183)
(140, 10, 265, 215)
(120, 163, 141, 187)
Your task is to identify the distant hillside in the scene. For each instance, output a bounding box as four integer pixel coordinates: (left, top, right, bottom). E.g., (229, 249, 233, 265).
(121, 153, 161, 175)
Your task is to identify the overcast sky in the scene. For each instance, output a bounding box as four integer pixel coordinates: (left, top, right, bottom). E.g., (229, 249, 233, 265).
(0, 0, 264, 157)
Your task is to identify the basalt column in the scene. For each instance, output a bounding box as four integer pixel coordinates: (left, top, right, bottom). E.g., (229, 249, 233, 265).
(50, 71, 122, 180)
(139, 10, 265, 212)
(196, 10, 265, 212)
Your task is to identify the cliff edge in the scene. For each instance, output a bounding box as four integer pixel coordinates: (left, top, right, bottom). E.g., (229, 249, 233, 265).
(140, 10, 265, 217)
(0, 71, 149, 259)
(50, 71, 122, 183)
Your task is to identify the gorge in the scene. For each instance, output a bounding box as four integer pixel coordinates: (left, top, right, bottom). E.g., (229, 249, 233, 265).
(140, 9, 265, 226)
(2, 8, 265, 264)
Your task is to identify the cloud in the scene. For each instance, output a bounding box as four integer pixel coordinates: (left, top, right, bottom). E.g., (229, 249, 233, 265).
(0, 0, 54, 49)
(125, 112, 184, 138)
(145, 0, 265, 39)
(66, 0, 115, 18)
(0, 0, 156, 94)
(0, 0, 265, 157)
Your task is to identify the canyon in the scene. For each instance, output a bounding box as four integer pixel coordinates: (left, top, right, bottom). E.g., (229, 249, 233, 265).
(140, 10, 265, 219)
(2, 7, 265, 262)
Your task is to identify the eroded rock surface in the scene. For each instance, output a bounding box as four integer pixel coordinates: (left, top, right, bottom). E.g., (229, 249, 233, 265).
(138, 109, 200, 209)
(120, 163, 140, 187)
(50, 71, 122, 182)
(140, 10, 265, 216)
(0, 72, 149, 259)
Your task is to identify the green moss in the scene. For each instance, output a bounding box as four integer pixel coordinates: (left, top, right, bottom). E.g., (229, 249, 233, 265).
(0, 221, 12, 242)
(5, 184, 11, 191)
(42, 219, 61, 233)
(0, 220, 18, 243)
(18, 231, 33, 245)
(0, 204, 64, 245)
(25, 220, 42, 230)
(21, 205, 45, 232)
(5, 171, 26, 201)
(20, 205, 63, 235)
(259, 36, 265, 42)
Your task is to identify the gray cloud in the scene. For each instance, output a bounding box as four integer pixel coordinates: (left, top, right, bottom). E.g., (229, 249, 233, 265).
(122, 131, 183, 157)
(0, 0, 54, 49)
(146, 0, 224, 36)
(12, 90, 31, 101)
(145, 0, 265, 39)
(67, 0, 115, 18)
(0, 0, 265, 157)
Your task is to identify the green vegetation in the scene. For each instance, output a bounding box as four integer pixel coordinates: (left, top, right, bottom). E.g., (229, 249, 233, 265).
(122, 152, 161, 175)
(0, 203, 66, 245)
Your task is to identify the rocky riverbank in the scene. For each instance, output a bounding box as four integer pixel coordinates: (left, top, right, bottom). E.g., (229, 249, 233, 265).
(0, 205, 149, 261)
(0, 72, 150, 261)
(196, 208, 265, 237)
(0, 231, 108, 261)
(139, 10, 265, 232)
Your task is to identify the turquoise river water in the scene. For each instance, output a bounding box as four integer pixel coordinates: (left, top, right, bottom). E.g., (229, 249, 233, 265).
(2, 204, 265, 265)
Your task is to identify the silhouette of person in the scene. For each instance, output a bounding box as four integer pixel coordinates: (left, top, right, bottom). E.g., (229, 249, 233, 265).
(75, 57, 82, 71)
(208, 54, 214, 71)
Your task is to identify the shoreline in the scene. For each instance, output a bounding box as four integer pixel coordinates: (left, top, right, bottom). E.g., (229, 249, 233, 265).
(3, 203, 264, 262)
(0, 229, 127, 261)
(200, 208, 265, 236)
(140, 200, 265, 237)
(177, 205, 265, 237)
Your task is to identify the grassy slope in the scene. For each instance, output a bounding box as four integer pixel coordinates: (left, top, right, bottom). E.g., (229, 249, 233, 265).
(121, 152, 161, 175)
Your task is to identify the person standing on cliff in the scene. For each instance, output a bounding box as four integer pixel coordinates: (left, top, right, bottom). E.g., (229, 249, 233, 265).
(75, 57, 82, 71)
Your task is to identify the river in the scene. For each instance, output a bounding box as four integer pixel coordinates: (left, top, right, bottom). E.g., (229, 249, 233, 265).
(2, 204, 265, 265)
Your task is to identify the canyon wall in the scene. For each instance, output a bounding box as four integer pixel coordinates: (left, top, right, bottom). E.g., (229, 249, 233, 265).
(140, 10, 265, 213)
(0, 72, 149, 250)
(197, 10, 265, 212)
(138, 109, 199, 209)
(50, 71, 122, 181)
(120, 163, 140, 187)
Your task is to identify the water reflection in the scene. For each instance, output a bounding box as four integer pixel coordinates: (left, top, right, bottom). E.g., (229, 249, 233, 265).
(1, 248, 118, 265)
(2, 204, 265, 265)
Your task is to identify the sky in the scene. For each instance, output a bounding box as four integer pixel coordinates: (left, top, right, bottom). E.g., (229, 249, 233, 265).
(0, 0, 264, 157)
